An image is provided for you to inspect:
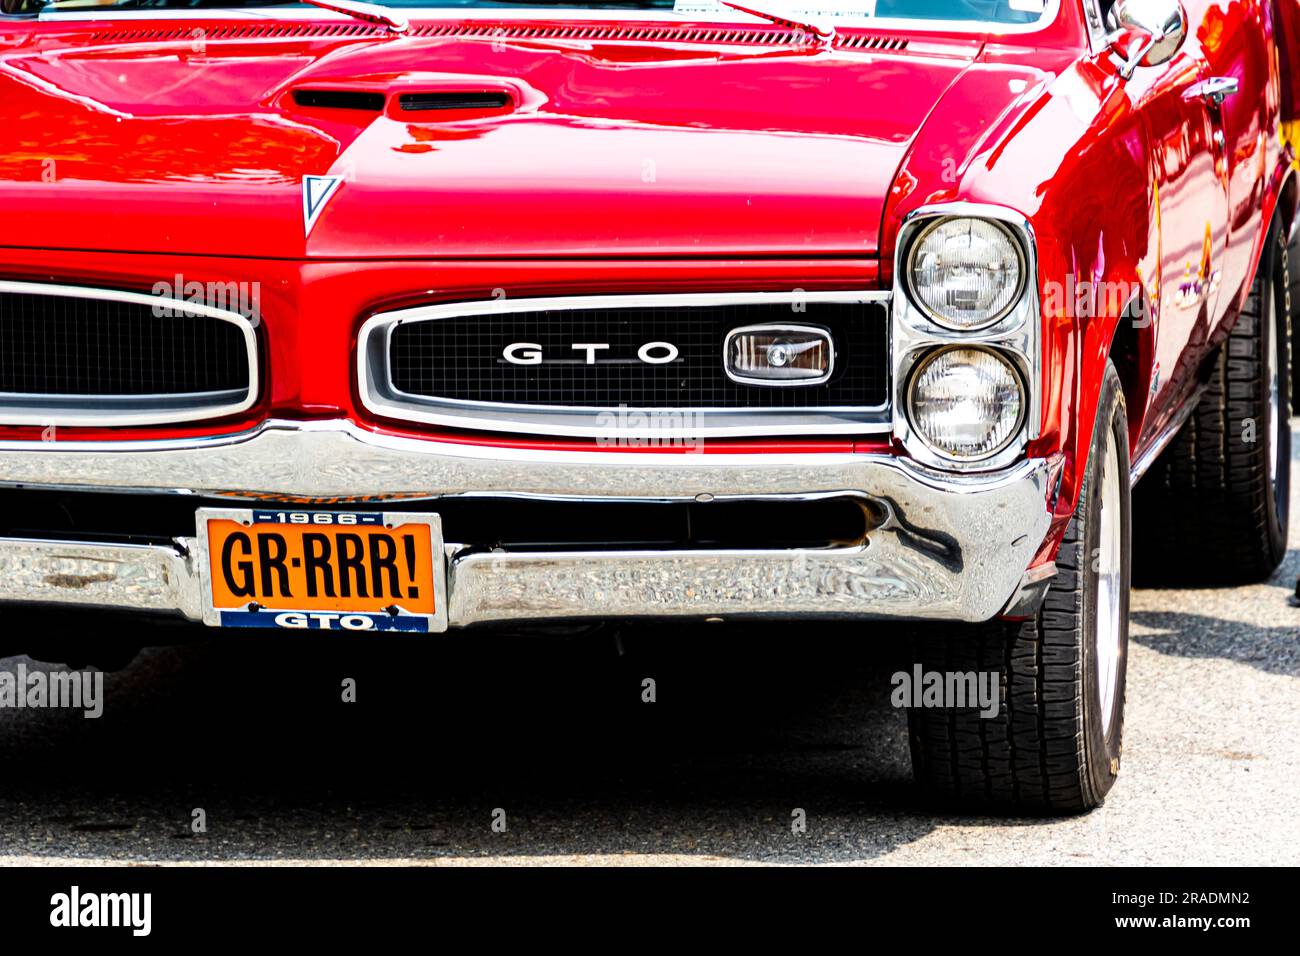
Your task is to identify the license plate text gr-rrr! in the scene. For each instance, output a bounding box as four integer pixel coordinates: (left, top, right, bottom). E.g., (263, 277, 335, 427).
(197, 510, 445, 632)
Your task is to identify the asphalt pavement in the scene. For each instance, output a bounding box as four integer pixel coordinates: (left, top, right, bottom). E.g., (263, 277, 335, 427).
(1, 450, 1297, 866)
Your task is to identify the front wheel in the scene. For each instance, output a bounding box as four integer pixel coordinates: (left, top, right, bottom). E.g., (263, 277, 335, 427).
(907, 360, 1131, 813)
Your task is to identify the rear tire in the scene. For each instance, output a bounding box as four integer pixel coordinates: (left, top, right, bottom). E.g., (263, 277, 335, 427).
(1133, 223, 1292, 585)
(907, 361, 1131, 813)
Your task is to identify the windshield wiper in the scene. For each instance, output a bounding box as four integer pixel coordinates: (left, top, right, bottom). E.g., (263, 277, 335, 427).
(297, 0, 408, 33)
(719, 0, 834, 45)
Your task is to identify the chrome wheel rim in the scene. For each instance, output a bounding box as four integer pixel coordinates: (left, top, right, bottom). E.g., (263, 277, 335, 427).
(1096, 425, 1124, 739)
(1267, 299, 1282, 494)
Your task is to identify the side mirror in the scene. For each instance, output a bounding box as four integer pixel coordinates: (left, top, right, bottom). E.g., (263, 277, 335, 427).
(1105, 0, 1188, 78)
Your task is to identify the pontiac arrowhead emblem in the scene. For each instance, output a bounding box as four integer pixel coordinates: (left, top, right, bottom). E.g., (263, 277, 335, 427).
(302, 175, 344, 237)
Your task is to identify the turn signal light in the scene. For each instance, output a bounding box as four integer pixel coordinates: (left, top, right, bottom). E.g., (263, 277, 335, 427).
(723, 325, 834, 386)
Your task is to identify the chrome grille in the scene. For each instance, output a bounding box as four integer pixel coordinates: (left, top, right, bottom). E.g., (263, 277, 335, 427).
(388, 301, 886, 410)
(360, 292, 891, 438)
(0, 282, 258, 426)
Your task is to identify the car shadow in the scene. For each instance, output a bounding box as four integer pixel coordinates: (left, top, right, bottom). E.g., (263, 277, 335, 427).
(1129, 534, 1300, 676)
(0, 623, 1074, 865)
(1129, 607, 1300, 677)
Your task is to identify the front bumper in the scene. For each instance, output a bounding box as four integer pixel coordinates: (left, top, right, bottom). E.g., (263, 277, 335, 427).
(0, 420, 1057, 626)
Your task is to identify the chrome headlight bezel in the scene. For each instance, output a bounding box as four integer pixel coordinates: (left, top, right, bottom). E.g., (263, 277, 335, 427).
(891, 202, 1040, 472)
(904, 216, 1027, 331)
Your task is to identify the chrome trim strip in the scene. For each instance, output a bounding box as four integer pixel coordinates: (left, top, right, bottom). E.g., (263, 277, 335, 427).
(0, 453, 1055, 625)
(1129, 383, 1208, 483)
(0, 281, 259, 427)
(358, 290, 891, 439)
(1079, 0, 1109, 52)
(0, 388, 249, 415)
(0, 416, 1046, 501)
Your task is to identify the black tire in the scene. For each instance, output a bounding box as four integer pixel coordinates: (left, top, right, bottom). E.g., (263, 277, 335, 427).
(1133, 223, 1292, 585)
(907, 361, 1131, 813)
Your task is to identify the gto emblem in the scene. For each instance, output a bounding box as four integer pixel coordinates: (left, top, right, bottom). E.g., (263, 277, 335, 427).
(503, 342, 680, 365)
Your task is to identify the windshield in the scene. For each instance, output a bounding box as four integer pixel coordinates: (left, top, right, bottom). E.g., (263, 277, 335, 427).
(0, 0, 1051, 26)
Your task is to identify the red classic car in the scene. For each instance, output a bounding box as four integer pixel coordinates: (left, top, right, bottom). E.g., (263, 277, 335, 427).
(0, 0, 1296, 811)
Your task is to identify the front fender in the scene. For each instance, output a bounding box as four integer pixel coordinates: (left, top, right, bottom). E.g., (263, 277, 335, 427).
(882, 53, 1157, 558)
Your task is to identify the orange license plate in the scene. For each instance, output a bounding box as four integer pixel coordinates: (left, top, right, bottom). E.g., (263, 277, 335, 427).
(197, 509, 445, 632)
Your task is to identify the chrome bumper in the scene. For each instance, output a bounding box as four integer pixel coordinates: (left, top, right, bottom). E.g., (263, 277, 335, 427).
(0, 420, 1058, 626)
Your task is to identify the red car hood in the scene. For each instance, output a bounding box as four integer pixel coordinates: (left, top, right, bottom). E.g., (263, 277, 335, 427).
(0, 20, 978, 259)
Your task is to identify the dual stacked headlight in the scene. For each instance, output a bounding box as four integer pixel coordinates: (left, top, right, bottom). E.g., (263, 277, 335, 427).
(900, 214, 1031, 464)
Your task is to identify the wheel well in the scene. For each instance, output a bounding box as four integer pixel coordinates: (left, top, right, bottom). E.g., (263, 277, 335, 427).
(1108, 292, 1153, 451)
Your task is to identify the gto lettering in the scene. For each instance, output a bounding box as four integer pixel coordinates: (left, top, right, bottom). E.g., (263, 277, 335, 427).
(502, 342, 542, 365)
(637, 341, 678, 364)
(571, 342, 609, 364)
(501, 341, 680, 365)
(273, 612, 377, 631)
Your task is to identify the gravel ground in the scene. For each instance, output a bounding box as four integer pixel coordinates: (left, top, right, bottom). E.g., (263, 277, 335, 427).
(1, 458, 1298, 867)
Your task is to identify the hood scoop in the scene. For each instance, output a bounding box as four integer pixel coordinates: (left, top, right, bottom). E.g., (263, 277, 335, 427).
(284, 78, 522, 121)
(398, 91, 512, 112)
(87, 21, 909, 52)
(292, 88, 385, 110)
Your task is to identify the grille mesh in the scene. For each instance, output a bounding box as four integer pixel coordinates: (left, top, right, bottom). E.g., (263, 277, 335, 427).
(0, 291, 250, 396)
(388, 301, 887, 409)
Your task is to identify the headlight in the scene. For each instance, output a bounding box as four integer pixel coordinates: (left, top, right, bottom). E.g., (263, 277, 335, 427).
(907, 347, 1025, 460)
(907, 217, 1024, 330)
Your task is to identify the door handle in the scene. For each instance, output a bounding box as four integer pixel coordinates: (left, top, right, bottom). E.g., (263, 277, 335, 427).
(1184, 76, 1239, 105)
